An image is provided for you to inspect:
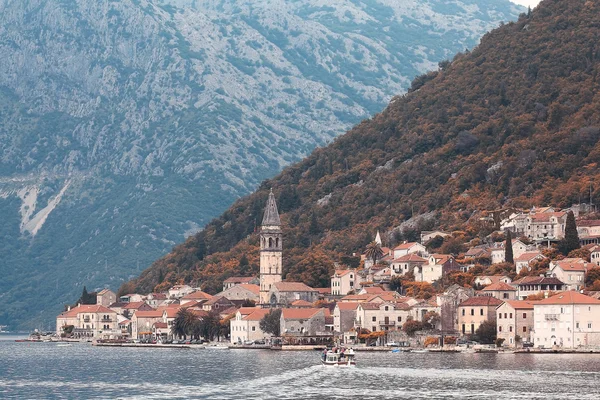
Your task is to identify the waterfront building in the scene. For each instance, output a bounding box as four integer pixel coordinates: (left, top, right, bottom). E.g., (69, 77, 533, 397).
(457, 296, 503, 336)
(230, 307, 271, 344)
(131, 309, 163, 340)
(260, 190, 283, 305)
(56, 304, 119, 340)
(280, 308, 329, 343)
(496, 300, 536, 347)
(354, 302, 412, 333)
(267, 282, 319, 307)
(333, 302, 360, 336)
(533, 291, 600, 349)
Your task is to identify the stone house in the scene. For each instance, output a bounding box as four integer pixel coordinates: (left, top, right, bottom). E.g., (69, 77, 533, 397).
(222, 276, 259, 291)
(577, 220, 600, 245)
(167, 285, 195, 299)
(333, 302, 360, 336)
(201, 296, 235, 312)
(525, 211, 567, 242)
(482, 282, 517, 301)
(496, 300, 536, 347)
(230, 308, 271, 344)
(457, 296, 503, 336)
(474, 275, 512, 287)
(218, 284, 260, 305)
(354, 302, 412, 333)
(389, 254, 427, 277)
(548, 258, 589, 291)
(515, 251, 546, 274)
(268, 282, 319, 306)
(131, 309, 163, 340)
(146, 293, 168, 308)
(513, 276, 566, 300)
(415, 254, 460, 283)
(96, 289, 116, 308)
(280, 308, 326, 337)
(56, 304, 119, 340)
(392, 242, 427, 259)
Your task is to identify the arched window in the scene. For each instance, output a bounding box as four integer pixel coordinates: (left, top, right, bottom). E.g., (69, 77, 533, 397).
(275, 238, 279, 248)
(268, 237, 273, 247)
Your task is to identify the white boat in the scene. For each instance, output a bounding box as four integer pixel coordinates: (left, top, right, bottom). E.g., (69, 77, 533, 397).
(321, 349, 356, 367)
(205, 344, 229, 350)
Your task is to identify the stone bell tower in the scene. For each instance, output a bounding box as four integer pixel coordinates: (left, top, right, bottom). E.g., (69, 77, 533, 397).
(259, 189, 282, 305)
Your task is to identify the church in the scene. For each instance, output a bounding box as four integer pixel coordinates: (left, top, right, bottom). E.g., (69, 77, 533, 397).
(259, 190, 319, 307)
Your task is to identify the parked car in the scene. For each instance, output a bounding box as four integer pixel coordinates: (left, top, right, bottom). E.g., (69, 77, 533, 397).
(386, 342, 400, 347)
(254, 339, 265, 345)
(522, 341, 534, 348)
(244, 340, 255, 345)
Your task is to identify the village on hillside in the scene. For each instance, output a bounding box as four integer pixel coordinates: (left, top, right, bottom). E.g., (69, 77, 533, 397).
(57, 193, 600, 351)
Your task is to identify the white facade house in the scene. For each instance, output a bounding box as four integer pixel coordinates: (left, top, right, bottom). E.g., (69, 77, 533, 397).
(331, 270, 357, 296)
(533, 292, 600, 349)
(230, 308, 271, 344)
(548, 258, 589, 291)
(392, 242, 427, 259)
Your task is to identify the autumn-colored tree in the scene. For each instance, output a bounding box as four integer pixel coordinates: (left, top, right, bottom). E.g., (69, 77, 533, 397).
(567, 248, 590, 262)
(259, 309, 282, 337)
(525, 291, 557, 301)
(474, 320, 496, 344)
(585, 267, 600, 289)
(404, 282, 435, 299)
(444, 271, 474, 288)
(424, 336, 439, 347)
(402, 320, 424, 337)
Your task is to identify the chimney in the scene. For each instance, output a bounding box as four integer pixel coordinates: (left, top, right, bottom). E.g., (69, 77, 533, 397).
(544, 292, 549, 299)
(67, 306, 71, 311)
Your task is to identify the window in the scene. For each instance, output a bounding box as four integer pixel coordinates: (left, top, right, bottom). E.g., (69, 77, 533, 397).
(523, 326, 527, 332)
(504, 313, 507, 318)
(576, 322, 580, 329)
(589, 323, 593, 329)
(499, 313, 502, 319)
(471, 324, 475, 334)
(252, 327, 256, 331)
(503, 293, 509, 299)
(510, 313, 513, 319)
(471, 309, 474, 316)
(462, 309, 465, 316)
(509, 326, 513, 332)
(498, 326, 502, 332)
(385, 306, 389, 311)
(372, 326, 376, 332)
(523, 313, 527, 319)
(372, 316, 376, 322)
(480, 309, 484, 316)
(397, 316, 402, 322)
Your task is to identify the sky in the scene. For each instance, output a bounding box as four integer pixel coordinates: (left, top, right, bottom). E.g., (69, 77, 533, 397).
(511, 0, 542, 7)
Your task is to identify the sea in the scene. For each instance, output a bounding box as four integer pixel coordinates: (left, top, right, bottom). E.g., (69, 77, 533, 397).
(1, 333, 600, 399)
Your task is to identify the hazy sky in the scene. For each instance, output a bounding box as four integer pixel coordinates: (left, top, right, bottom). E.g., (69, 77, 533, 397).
(511, 0, 542, 7)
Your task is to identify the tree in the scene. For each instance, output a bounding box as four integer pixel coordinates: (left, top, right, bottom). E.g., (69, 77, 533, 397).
(559, 211, 580, 255)
(474, 320, 497, 344)
(585, 267, 600, 288)
(505, 230, 514, 264)
(172, 308, 200, 339)
(259, 309, 282, 337)
(364, 241, 384, 266)
(402, 319, 423, 336)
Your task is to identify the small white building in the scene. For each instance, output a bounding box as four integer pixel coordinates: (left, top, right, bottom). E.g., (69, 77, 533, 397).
(230, 308, 271, 344)
(331, 270, 358, 296)
(392, 242, 427, 259)
(515, 251, 546, 274)
(496, 300, 536, 347)
(533, 291, 600, 349)
(548, 258, 589, 291)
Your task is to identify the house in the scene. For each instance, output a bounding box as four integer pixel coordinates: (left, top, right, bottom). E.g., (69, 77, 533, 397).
(230, 308, 271, 344)
(438, 285, 475, 333)
(392, 242, 427, 259)
(515, 251, 546, 274)
(167, 285, 195, 299)
(525, 211, 567, 242)
(390, 254, 427, 277)
(589, 245, 600, 266)
(180, 290, 214, 306)
(96, 289, 116, 308)
(354, 301, 412, 333)
(290, 300, 314, 308)
(415, 254, 460, 283)
(482, 282, 517, 301)
(577, 220, 600, 246)
(131, 309, 164, 340)
(119, 293, 144, 303)
(513, 276, 566, 300)
(146, 293, 168, 308)
(122, 302, 154, 318)
(474, 275, 512, 287)
(421, 230, 450, 244)
(548, 258, 589, 291)
(267, 282, 319, 306)
(358, 286, 385, 295)
(464, 246, 491, 261)
(331, 269, 358, 296)
(217, 284, 260, 305)
(457, 297, 503, 336)
(56, 304, 120, 340)
(280, 308, 327, 338)
(222, 276, 259, 291)
(496, 300, 536, 347)
(533, 291, 600, 349)
(201, 296, 235, 312)
(490, 239, 529, 264)
(333, 302, 360, 337)
(363, 247, 392, 269)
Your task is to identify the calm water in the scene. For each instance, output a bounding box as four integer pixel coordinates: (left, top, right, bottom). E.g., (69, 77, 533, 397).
(1, 334, 600, 399)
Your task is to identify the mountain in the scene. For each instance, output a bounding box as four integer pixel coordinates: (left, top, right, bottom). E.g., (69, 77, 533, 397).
(0, 0, 521, 329)
(127, 0, 600, 297)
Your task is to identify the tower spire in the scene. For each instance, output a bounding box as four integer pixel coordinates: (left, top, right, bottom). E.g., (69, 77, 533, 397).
(262, 188, 281, 226)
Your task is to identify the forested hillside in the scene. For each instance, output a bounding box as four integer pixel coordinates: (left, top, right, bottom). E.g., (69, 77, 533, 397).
(123, 0, 600, 296)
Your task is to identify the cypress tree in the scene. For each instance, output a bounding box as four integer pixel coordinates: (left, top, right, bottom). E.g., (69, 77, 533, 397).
(560, 211, 580, 255)
(505, 230, 514, 264)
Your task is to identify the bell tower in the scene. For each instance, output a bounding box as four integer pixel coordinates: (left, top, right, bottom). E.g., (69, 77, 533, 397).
(259, 189, 282, 305)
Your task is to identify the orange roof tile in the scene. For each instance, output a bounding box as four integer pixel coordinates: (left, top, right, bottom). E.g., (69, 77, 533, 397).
(392, 254, 427, 263)
(459, 297, 504, 307)
(483, 282, 516, 292)
(537, 291, 600, 305)
(134, 310, 163, 318)
(502, 300, 537, 309)
(244, 309, 270, 321)
(273, 282, 317, 292)
(281, 308, 322, 320)
(291, 300, 313, 307)
(238, 284, 260, 295)
(394, 242, 420, 250)
(336, 302, 360, 311)
(182, 291, 214, 300)
(224, 276, 256, 284)
(515, 252, 544, 262)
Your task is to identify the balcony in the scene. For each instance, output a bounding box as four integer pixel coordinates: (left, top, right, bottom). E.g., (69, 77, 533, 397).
(545, 314, 559, 321)
(379, 321, 396, 327)
(101, 318, 113, 322)
(83, 318, 91, 323)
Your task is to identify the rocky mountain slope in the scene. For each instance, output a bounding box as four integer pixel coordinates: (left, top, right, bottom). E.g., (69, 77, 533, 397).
(0, 0, 520, 329)
(127, 0, 600, 296)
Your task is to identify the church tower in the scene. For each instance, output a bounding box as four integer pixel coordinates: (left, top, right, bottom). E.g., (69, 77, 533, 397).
(259, 189, 283, 305)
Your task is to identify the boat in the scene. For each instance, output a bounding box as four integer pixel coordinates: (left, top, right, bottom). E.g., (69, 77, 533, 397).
(57, 343, 72, 347)
(321, 349, 356, 367)
(205, 344, 229, 350)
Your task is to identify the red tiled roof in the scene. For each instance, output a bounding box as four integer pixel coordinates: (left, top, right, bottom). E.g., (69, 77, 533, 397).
(134, 310, 163, 318)
(153, 322, 168, 329)
(392, 254, 427, 263)
(58, 304, 117, 318)
(291, 300, 313, 307)
(314, 288, 330, 295)
(237, 307, 260, 316)
(244, 309, 270, 321)
(123, 301, 146, 309)
(537, 291, 600, 305)
(514, 276, 565, 286)
(515, 252, 544, 262)
(358, 302, 381, 310)
(273, 282, 317, 292)
(333, 270, 353, 277)
(552, 258, 589, 272)
(238, 284, 260, 295)
(502, 300, 537, 310)
(459, 297, 504, 307)
(361, 287, 384, 294)
(577, 220, 600, 227)
(182, 291, 214, 300)
(529, 211, 566, 222)
(281, 308, 322, 320)
(483, 282, 516, 292)
(394, 242, 420, 250)
(336, 302, 360, 311)
(324, 316, 334, 325)
(223, 276, 256, 284)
